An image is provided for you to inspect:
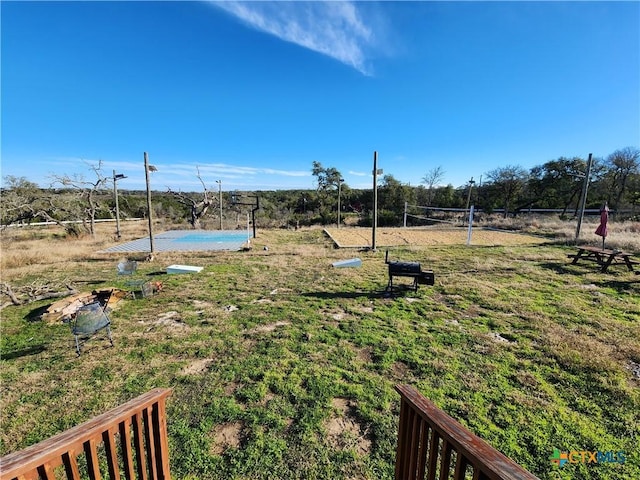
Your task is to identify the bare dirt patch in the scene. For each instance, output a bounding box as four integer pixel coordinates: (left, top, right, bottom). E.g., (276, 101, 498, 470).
(210, 421, 243, 456)
(325, 227, 548, 248)
(355, 346, 373, 364)
(152, 311, 188, 329)
(246, 321, 290, 334)
(325, 398, 371, 456)
(181, 358, 214, 375)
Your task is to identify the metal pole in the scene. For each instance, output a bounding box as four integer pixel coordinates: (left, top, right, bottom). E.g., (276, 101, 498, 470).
(372, 151, 378, 251)
(113, 170, 122, 239)
(217, 180, 223, 230)
(466, 205, 475, 246)
(575, 153, 593, 242)
(251, 196, 259, 238)
(144, 152, 155, 254)
(403, 201, 407, 228)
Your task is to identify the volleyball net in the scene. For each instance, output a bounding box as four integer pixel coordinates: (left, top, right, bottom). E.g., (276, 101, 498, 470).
(403, 204, 472, 228)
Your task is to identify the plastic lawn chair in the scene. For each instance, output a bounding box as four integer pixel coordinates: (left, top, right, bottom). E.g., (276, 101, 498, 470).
(116, 260, 149, 298)
(117, 260, 138, 275)
(71, 301, 114, 356)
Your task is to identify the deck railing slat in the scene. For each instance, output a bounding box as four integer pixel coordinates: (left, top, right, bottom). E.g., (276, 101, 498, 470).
(408, 408, 419, 479)
(396, 399, 409, 479)
(103, 428, 120, 480)
(438, 439, 453, 480)
(153, 397, 171, 480)
(36, 463, 55, 480)
(452, 451, 469, 480)
(426, 429, 440, 480)
(132, 412, 148, 480)
(119, 419, 135, 480)
(85, 438, 102, 480)
(143, 407, 158, 480)
(62, 450, 81, 480)
(416, 420, 429, 480)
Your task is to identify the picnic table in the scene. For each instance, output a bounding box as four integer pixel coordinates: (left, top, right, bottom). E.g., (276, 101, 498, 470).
(569, 245, 639, 273)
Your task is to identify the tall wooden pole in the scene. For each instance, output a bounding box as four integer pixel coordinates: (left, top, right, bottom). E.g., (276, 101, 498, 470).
(372, 151, 378, 251)
(144, 152, 155, 254)
(337, 179, 343, 228)
(575, 153, 593, 242)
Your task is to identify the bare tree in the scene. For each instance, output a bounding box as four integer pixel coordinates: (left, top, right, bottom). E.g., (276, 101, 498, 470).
(168, 167, 217, 229)
(49, 161, 110, 236)
(421, 166, 445, 206)
(1, 176, 46, 227)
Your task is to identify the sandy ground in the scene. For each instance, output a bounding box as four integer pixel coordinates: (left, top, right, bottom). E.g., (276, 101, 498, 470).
(324, 227, 549, 248)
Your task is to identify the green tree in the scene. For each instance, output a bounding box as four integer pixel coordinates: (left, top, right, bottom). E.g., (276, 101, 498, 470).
(378, 175, 415, 226)
(528, 157, 585, 214)
(603, 147, 640, 208)
(311, 161, 343, 224)
(485, 165, 529, 218)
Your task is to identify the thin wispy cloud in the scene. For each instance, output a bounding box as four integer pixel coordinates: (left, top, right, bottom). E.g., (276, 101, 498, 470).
(210, 1, 375, 75)
(194, 163, 309, 178)
(36, 156, 313, 191)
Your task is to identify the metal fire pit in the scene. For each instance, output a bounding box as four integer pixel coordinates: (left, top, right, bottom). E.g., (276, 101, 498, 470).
(385, 250, 435, 292)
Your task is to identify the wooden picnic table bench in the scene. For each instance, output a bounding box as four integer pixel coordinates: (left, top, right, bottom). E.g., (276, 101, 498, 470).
(569, 245, 639, 273)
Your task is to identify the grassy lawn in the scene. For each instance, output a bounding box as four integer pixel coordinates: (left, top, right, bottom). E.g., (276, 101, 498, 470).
(1, 226, 639, 480)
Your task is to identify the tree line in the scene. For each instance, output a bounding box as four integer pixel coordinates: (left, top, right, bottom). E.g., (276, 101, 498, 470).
(2, 147, 638, 234)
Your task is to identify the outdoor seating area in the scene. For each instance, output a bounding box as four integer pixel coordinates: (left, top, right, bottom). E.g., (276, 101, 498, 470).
(569, 245, 638, 273)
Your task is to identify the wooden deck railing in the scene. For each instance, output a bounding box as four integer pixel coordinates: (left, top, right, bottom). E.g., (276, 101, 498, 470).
(395, 385, 540, 480)
(0, 388, 172, 480)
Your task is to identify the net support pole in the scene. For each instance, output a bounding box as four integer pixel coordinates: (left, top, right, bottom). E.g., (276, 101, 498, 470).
(372, 151, 378, 251)
(466, 205, 474, 246)
(403, 201, 407, 228)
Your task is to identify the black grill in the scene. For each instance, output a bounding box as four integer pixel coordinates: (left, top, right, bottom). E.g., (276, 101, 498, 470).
(385, 251, 435, 292)
(388, 261, 422, 275)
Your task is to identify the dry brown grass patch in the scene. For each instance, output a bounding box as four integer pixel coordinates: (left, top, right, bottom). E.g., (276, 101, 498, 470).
(325, 227, 548, 248)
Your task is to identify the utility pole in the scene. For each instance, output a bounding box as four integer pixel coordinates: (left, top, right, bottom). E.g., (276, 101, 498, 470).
(112, 170, 126, 239)
(144, 152, 157, 255)
(575, 153, 593, 242)
(216, 180, 223, 230)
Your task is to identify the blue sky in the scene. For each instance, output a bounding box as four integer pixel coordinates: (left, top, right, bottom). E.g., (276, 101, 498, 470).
(1, 1, 639, 192)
